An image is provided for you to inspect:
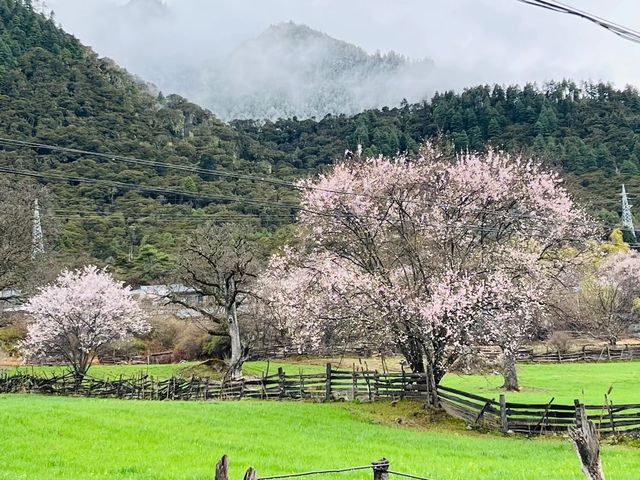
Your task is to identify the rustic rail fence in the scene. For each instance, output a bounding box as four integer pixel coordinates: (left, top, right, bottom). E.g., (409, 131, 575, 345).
(0, 364, 434, 402)
(2, 364, 638, 436)
(213, 455, 431, 480)
(437, 385, 640, 435)
(513, 344, 640, 363)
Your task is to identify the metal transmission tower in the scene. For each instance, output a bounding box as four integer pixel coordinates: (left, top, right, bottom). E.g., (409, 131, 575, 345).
(31, 199, 44, 259)
(621, 185, 637, 243)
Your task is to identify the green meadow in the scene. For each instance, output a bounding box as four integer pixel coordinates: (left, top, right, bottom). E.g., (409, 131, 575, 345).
(1, 395, 638, 480)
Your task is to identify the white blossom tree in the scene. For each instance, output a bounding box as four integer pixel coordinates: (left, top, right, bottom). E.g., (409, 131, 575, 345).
(258, 144, 593, 390)
(22, 265, 149, 379)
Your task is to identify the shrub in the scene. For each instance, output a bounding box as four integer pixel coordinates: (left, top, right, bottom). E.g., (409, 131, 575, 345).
(548, 331, 572, 353)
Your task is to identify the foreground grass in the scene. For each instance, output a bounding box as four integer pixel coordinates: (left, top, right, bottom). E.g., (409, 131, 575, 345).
(0, 395, 638, 480)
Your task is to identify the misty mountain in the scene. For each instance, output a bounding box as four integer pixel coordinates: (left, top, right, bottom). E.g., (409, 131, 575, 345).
(197, 22, 435, 120)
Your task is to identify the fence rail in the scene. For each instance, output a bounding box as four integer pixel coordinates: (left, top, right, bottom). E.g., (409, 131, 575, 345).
(436, 385, 640, 435)
(513, 344, 640, 363)
(214, 455, 431, 480)
(2, 364, 639, 436)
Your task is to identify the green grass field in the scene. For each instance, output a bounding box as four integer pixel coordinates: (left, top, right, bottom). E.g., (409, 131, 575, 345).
(0, 395, 638, 480)
(0, 362, 200, 379)
(441, 361, 640, 405)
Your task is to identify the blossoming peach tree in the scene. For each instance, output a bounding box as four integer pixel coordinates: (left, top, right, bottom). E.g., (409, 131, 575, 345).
(22, 265, 149, 379)
(258, 144, 594, 392)
(573, 249, 640, 346)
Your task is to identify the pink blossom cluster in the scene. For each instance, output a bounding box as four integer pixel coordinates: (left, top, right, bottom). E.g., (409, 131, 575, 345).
(259, 145, 594, 377)
(22, 265, 149, 359)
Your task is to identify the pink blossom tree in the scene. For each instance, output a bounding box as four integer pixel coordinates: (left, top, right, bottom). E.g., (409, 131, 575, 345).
(258, 144, 593, 391)
(22, 265, 149, 379)
(572, 250, 640, 345)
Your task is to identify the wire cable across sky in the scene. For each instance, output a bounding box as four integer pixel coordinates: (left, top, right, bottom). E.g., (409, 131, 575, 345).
(516, 0, 640, 44)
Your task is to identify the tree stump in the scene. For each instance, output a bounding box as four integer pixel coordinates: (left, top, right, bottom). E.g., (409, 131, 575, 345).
(569, 406, 605, 480)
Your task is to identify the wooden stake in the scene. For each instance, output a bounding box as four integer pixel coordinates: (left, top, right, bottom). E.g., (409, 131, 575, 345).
(243, 467, 257, 480)
(372, 458, 389, 480)
(214, 455, 229, 480)
(569, 405, 606, 480)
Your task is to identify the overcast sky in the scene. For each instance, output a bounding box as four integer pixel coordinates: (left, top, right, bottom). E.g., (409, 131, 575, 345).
(46, 0, 640, 93)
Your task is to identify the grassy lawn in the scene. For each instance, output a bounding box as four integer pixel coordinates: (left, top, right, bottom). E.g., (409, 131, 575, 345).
(0, 362, 202, 380)
(0, 360, 325, 380)
(441, 361, 640, 405)
(0, 395, 638, 480)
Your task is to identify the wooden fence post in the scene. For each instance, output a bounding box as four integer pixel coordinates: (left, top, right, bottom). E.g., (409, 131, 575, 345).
(351, 364, 357, 401)
(569, 405, 606, 480)
(372, 458, 389, 480)
(278, 367, 286, 398)
(499, 394, 508, 433)
(574, 399, 582, 428)
(325, 363, 332, 401)
(299, 368, 304, 399)
(214, 455, 229, 480)
(243, 467, 257, 480)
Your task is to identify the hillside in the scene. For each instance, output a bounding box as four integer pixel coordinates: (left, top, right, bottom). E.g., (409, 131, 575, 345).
(233, 81, 640, 221)
(0, 0, 301, 283)
(2, 0, 640, 284)
(199, 22, 435, 121)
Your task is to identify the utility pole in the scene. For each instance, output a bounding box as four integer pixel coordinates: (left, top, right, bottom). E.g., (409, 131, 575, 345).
(621, 184, 637, 243)
(31, 198, 44, 259)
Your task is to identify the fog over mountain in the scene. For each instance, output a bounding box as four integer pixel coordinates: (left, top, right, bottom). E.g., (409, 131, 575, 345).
(45, 0, 640, 120)
(202, 22, 435, 120)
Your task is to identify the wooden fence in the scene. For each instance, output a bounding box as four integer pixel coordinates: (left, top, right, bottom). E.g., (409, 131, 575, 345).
(514, 344, 640, 363)
(214, 455, 430, 480)
(0, 365, 434, 403)
(2, 364, 639, 436)
(437, 385, 640, 435)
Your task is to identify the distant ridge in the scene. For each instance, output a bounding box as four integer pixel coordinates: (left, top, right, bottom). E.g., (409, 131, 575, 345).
(198, 22, 435, 120)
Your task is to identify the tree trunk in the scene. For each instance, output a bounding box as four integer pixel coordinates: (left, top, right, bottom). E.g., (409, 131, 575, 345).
(502, 349, 519, 391)
(226, 300, 244, 380)
(398, 336, 425, 374)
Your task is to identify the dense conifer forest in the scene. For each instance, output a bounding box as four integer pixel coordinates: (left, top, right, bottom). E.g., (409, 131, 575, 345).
(2, 0, 640, 281)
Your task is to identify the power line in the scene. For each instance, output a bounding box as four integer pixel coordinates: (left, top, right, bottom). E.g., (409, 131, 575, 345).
(0, 136, 625, 234)
(0, 137, 367, 200)
(0, 165, 300, 211)
(516, 0, 640, 44)
(0, 163, 616, 237)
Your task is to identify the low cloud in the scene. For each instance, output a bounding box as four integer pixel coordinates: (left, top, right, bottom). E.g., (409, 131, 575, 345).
(46, 0, 640, 118)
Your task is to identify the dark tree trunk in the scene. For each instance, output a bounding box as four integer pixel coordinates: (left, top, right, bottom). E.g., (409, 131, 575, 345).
(398, 336, 425, 374)
(397, 336, 441, 406)
(502, 349, 519, 391)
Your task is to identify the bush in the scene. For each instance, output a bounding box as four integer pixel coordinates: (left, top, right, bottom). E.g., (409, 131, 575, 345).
(172, 325, 209, 362)
(201, 335, 231, 359)
(548, 331, 572, 353)
(0, 317, 27, 357)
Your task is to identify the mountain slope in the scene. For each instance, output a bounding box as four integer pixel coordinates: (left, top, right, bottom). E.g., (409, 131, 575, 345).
(3, 1, 640, 285)
(0, 0, 300, 283)
(200, 22, 435, 121)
